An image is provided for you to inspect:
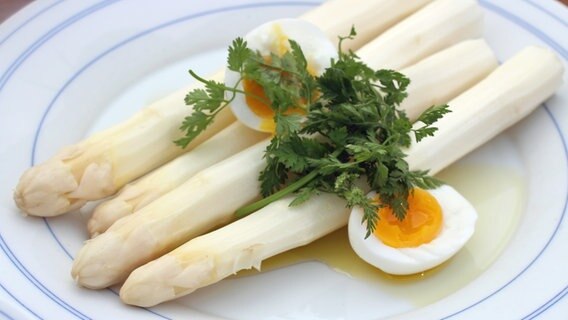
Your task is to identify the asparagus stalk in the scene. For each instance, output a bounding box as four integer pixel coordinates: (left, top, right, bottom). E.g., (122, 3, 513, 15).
(400, 39, 497, 122)
(87, 123, 267, 237)
(120, 46, 564, 307)
(15, 0, 433, 217)
(13, 72, 232, 217)
(358, 0, 483, 70)
(302, 0, 433, 50)
(71, 39, 498, 289)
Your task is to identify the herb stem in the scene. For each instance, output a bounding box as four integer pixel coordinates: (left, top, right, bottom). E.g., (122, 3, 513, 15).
(188, 70, 212, 85)
(190, 70, 273, 107)
(235, 148, 343, 218)
(235, 170, 319, 218)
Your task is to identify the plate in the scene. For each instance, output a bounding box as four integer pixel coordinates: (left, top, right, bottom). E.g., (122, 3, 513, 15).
(0, 0, 567, 319)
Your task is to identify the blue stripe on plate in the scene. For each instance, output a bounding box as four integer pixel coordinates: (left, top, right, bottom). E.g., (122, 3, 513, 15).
(524, 285, 568, 319)
(0, 310, 14, 320)
(0, 0, 65, 47)
(481, 0, 568, 58)
(1, 0, 567, 319)
(0, 282, 43, 320)
(0, 232, 89, 319)
(524, 0, 568, 29)
(0, 0, 120, 93)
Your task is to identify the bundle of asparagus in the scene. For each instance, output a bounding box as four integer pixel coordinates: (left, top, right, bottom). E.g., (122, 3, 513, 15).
(72, 0, 491, 288)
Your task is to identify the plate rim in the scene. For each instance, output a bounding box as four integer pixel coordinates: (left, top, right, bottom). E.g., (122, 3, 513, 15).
(0, 0, 567, 319)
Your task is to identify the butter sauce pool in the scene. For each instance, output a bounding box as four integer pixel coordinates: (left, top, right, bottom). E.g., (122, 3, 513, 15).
(233, 163, 525, 307)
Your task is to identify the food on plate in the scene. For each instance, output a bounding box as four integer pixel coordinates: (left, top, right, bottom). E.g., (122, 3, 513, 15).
(120, 46, 564, 307)
(12, 71, 233, 217)
(381, 39, 496, 122)
(404, 47, 564, 174)
(71, 14, 496, 289)
(302, 0, 433, 50)
(225, 19, 338, 132)
(72, 141, 268, 289)
(13, 0, 429, 217)
(348, 186, 477, 275)
(87, 122, 266, 237)
(357, 0, 483, 70)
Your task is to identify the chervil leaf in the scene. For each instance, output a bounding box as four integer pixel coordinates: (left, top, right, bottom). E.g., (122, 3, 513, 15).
(328, 127, 349, 146)
(417, 104, 451, 125)
(413, 104, 451, 142)
(337, 25, 357, 53)
(174, 111, 212, 148)
(342, 187, 378, 238)
(227, 37, 252, 72)
(409, 170, 444, 189)
(289, 185, 318, 207)
(375, 69, 410, 105)
(288, 39, 307, 71)
(184, 89, 210, 107)
(414, 126, 438, 142)
(274, 113, 302, 138)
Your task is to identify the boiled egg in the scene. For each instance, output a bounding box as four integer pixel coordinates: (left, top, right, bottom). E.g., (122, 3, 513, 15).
(225, 18, 337, 132)
(348, 186, 477, 275)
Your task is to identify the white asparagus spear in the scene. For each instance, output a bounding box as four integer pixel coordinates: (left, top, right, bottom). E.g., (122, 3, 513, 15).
(302, 0, 432, 50)
(88, 38, 493, 237)
(120, 46, 564, 307)
(71, 40, 498, 289)
(400, 39, 496, 122)
(13, 72, 232, 217)
(87, 123, 267, 237)
(404, 48, 564, 173)
(15, 0, 433, 217)
(358, 0, 483, 70)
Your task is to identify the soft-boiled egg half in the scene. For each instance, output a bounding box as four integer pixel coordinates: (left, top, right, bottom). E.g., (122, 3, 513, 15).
(225, 18, 337, 132)
(349, 186, 477, 275)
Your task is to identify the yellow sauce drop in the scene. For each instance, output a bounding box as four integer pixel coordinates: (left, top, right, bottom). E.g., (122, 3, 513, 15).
(259, 118, 276, 133)
(232, 164, 525, 307)
(271, 24, 289, 57)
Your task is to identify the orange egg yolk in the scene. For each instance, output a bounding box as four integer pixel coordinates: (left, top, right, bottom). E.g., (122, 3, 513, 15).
(242, 78, 307, 133)
(374, 188, 443, 248)
(240, 24, 316, 133)
(243, 79, 274, 118)
(242, 78, 277, 132)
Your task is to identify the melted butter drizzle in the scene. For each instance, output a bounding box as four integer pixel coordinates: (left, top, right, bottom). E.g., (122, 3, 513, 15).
(233, 164, 526, 307)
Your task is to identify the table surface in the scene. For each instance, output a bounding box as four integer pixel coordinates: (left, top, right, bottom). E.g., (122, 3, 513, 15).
(1, 0, 568, 23)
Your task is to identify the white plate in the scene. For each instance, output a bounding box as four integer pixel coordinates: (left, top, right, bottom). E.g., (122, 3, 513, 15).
(0, 0, 567, 319)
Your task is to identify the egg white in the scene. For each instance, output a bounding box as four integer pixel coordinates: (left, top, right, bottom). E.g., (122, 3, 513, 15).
(348, 185, 478, 275)
(225, 18, 338, 132)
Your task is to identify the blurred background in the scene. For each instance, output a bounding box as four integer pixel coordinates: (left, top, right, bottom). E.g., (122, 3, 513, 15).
(1, 0, 567, 23)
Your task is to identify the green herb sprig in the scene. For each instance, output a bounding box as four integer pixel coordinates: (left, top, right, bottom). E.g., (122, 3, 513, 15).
(177, 27, 450, 237)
